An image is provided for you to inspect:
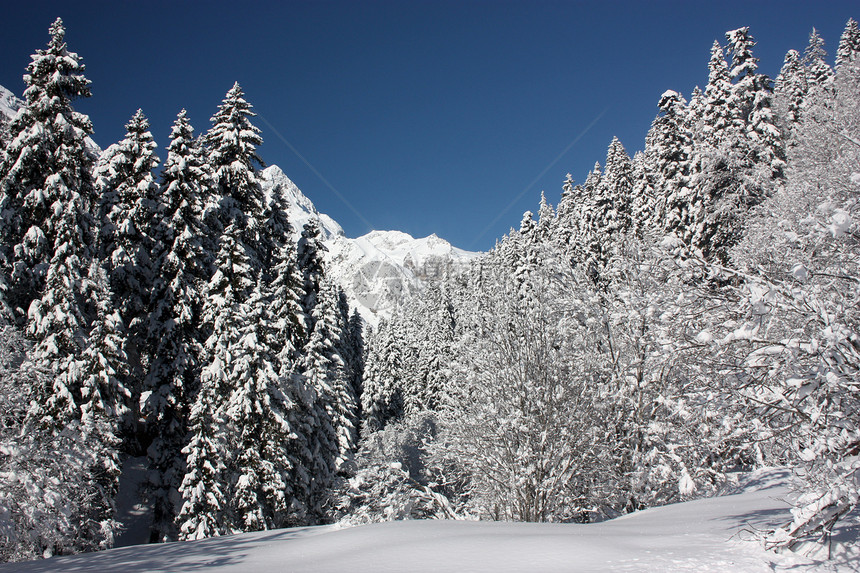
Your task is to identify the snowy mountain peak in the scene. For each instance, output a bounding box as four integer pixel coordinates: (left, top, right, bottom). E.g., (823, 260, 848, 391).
(326, 229, 479, 326)
(0, 84, 23, 121)
(260, 165, 344, 240)
(257, 166, 480, 325)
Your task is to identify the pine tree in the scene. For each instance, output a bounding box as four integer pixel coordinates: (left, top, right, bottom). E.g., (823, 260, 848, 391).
(224, 280, 297, 531)
(26, 190, 93, 427)
(774, 49, 808, 141)
(535, 191, 555, 241)
(700, 41, 734, 147)
(144, 110, 213, 542)
(205, 82, 265, 254)
(802, 28, 835, 91)
(643, 90, 691, 239)
(297, 219, 328, 321)
(94, 109, 160, 325)
(0, 18, 95, 320)
(361, 319, 406, 433)
(300, 282, 355, 513)
(187, 225, 254, 535)
(176, 369, 230, 540)
(188, 223, 304, 533)
(552, 173, 579, 249)
(346, 308, 366, 419)
(76, 265, 129, 541)
(597, 137, 634, 239)
(836, 18, 860, 68)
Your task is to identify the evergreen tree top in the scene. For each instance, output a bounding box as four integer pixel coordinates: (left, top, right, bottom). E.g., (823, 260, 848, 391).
(726, 27, 758, 80)
(23, 17, 92, 120)
(207, 82, 264, 171)
(837, 18, 860, 66)
(658, 90, 686, 113)
(803, 28, 828, 67)
(706, 41, 730, 97)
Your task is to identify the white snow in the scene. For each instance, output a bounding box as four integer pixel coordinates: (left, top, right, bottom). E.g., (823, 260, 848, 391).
(325, 230, 479, 325)
(0, 84, 22, 121)
(260, 165, 344, 241)
(259, 165, 481, 325)
(3, 468, 856, 572)
(829, 209, 853, 238)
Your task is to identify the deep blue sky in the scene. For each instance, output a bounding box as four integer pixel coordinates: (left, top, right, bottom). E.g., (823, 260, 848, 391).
(1, 1, 856, 250)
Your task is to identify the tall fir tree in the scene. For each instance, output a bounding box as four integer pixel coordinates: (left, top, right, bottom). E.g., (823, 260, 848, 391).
(94, 109, 160, 326)
(296, 219, 328, 321)
(699, 41, 734, 148)
(176, 363, 230, 540)
(143, 110, 214, 542)
(773, 49, 808, 142)
(299, 282, 356, 517)
(205, 82, 265, 258)
(802, 28, 835, 91)
(836, 18, 860, 68)
(0, 18, 95, 321)
(642, 90, 691, 240)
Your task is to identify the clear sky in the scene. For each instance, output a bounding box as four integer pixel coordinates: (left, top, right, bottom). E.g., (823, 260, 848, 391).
(1, 1, 856, 251)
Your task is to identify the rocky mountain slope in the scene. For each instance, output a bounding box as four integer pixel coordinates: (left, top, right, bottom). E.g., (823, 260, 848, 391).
(260, 165, 479, 325)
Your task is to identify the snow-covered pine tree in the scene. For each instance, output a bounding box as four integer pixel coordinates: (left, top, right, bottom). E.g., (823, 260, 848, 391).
(551, 173, 580, 249)
(299, 281, 356, 514)
(361, 319, 406, 433)
(19, 195, 121, 558)
(0, 18, 95, 321)
(560, 162, 605, 280)
(535, 191, 555, 242)
(176, 360, 230, 540)
(726, 26, 785, 182)
(642, 90, 691, 242)
(76, 264, 130, 545)
(184, 224, 253, 536)
(346, 308, 366, 419)
(189, 222, 303, 533)
(700, 41, 734, 148)
(594, 137, 633, 253)
(26, 185, 94, 430)
(802, 28, 835, 94)
(773, 49, 808, 142)
(0, 326, 113, 560)
(836, 18, 860, 69)
(94, 109, 160, 327)
(144, 110, 214, 542)
(266, 235, 315, 525)
(205, 82, 265, 258)
(336, 289, 362, 440)
(224, 278, 298, 532)
(296, 219, 328, 322)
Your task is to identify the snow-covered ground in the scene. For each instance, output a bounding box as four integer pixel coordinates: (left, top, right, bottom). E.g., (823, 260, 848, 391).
(4, 468, 857, 572)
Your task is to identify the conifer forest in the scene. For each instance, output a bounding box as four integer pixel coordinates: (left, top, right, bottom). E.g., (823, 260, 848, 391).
(0, 17, 859, 564)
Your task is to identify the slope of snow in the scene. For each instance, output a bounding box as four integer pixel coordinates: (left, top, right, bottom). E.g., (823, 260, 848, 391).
(260, 165, 344, 241)
(4, 468, 857, 572)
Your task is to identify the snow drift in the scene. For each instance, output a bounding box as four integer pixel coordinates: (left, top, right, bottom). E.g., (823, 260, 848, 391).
(3, 469, 857, 572)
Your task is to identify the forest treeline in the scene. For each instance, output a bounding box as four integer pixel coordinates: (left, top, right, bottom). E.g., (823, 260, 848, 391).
(0, 19, 363, 559)
(0, 17, 858, 563)
(354, 21, 860, 552)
